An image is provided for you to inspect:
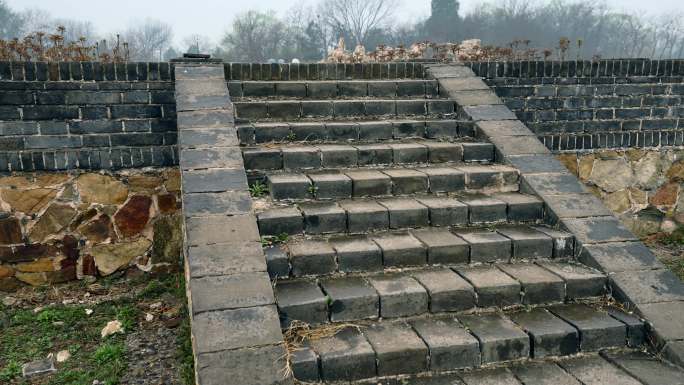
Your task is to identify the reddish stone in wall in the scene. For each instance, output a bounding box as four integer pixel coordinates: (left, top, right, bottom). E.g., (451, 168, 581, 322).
(0, 217, 22, 245)
(157, 193, 178, 214)
(79, 215, 116, 243)
(114, 195, 152, 238)
(650, 182, 680, 207)
(81, 255, 98, 277)
(0, 243, 59, 263)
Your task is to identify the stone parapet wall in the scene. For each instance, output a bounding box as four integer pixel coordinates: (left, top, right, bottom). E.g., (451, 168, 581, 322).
(463, 59, 684, 151)
(558, 149, 684, 237)
(0, 168, 182, 291)
(0, 80, 177, 172)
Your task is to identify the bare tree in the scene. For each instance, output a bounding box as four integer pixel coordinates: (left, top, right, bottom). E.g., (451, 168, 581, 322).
(221, 10, 288, 62)
(319, 0, 398, 46)
(123, 19, 173, 61)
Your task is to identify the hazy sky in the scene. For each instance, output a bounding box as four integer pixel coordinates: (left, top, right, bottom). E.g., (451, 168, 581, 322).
(7, 0, 684, 47)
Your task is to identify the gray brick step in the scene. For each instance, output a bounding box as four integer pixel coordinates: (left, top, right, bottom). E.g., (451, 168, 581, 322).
(263, 224, 576, 279)
(237, 119, 476, 144)
(233, 99, 457, 121)
(274, 261, 605, 325)
(286, 304, 643, 382)
(257, 192, 542, 236)
(242, 140, 495, 171)
(259, 164, 519, 202)
(228, 79, 441, 99)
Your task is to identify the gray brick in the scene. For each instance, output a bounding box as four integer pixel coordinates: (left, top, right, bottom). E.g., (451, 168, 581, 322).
(562, 217, 638, 245)
(373, 233, 427, 267)
(458, 314, 529, 363)
(461, 195, 508, 223)
(426, 120, 459, 138)
(290, 122, 324, 141)
(364, 322, 428, 375)
(611, 269, 684, 305)
(289, 241, 337, 276)
(365, 100, 396, 115)
(369, 275, 428, 318)
(378, 198, 429, 229)
(358, 121, 393, 140)
(321, 277, 379, 322)
(25, 135, 82, 149)
(558, 356, 642, 385)
(319, 144, 358, 167)
(340, 200, 389, 233)
(190, 272, 274, 314)
(456, 230, 511, 263)
(330, 236, 383, 273)
(325, 122, 358, 141)
(494, 193, 544, 222)
(397, 80, 426, 96)
(510, 309, 578, 358)
(267, 173, 311, 200)
(424, 142, 463, 163)
(578, 241, 664, 273)
(459, 165, 502, 189)
(368, 81, 396, 97)
(300, 202, 347, 234)
(389, 143, 428, 163)
(459, 367, 521, 385)
(463, 105, 517, 121)
(268, 101, 301, 119)
(355, 144, 392, 165)
(242, 81, 275, 97)
(282, 147, 320, 169)
(511, 362, 581, 385)
(438, 77, 490, 93)
(307, 82, 338, 98)
(257, 207, 303, 236)
(412, 268, 476, 312)
(275, 280, 328, 326)
(419, 167, 466, 193)
(291, 347, 319, 382)
(180, 148, 243, 170)
(521, 173, 586, 196)
(302, 101, 333, 117)
(607, 308, 646, 347)
(542, 193, 612, 222)
(264, 246, 289, 279)
(497, 226, 553, 259)
(337, 81, 367, 96)
(410, 229, 469, 264)
(416, 196, 469, 226)
(345, 170, 392, 197)
(308, 173, 352, 199)
(550, 304, 626, 351)
(532, 227, 575, 258)
(196, 344, 289, 385)
(538, 262, 606, 299)
(498, 263, 565, 304)
(411, 317, 480, 371)
(451, 90, 503, 106)
(333, 100, 364, 116)
(275, 82, 306, 97)
(253, 123, 290, 143)
(603, 351, 684, 385)
(457, 265, 520, 307)
(428, 99, 455, 114)
(186, 241, 265, 278)
(392, 119, 425, 138)
(383, 168, 428, 195)
(312, 328, 376, 381)
(635, 301, 684, 344)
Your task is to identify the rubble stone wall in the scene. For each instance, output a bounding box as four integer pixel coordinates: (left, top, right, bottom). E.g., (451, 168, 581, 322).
(557, 149, 684, 236)
(0, 168, 182, 291)
(465, 59, 684, 151)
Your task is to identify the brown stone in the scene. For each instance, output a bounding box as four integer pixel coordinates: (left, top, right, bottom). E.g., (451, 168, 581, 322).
(556, 154, 578, 176)
(152, 214, 183, 264)
(597, 150, 622, 160)
(163, 169, 181, 192)
(0, 217, 22, 245)
(91, 237, 152, 276)
(69, 208, 99, 231)
(589, 158, 633, 192)
(157, 193, 178, 214)
(29, 204, 77, 242)
(15, 271, 47, 286)
(14, 258, 55, 273)
(0, 277, 21, 291)
(1, 188, 57, 215)
(127, 175, 163, 193)
(58, 183, 77, 201)
(79, 214, 116, 244)
(629, 187, 649, 209)
(47, 265, 76, 283)
(81, 255, 98, 276)
(578, 155, 595, 181)
(604, 189, 631, 214)
(0, 265, 14, 279)
(77, 173, 128, 205)
(114, 195, 152, 238)
(667, 161, 684, 182)
(625, 149, 646, 162)
(34, 174, 70, 187)
(0, 244, 58, 263)
(59, 235, 80, 260)
(0, 175, 34, 189)
(621, 209, 663, 237)
(633, 151, 672, 190)
(650, 183, 680, 207)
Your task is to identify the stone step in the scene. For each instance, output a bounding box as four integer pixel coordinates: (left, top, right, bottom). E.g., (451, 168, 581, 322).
(274, 262, 607, 326)
(228, 79, 441, 99)
(242, 140, 495, 172)
(286, 304, 644, 382)
(263, 224, 576, 279)
(257, 193, 543, 237)
(237, 119, 476, 145)
(259, 164, 519, 202)
(233, 99, 458, 121)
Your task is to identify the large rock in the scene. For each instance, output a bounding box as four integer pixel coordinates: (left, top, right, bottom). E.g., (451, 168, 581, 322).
(77, 174, 129, 205)
(157, 193, 178, 214)
(34, 174, 69, 187)
(589, 158, 633, 193)
(621, 209, 663, 237)
(152, 214, 183, 264)
(556, 154, 578, 176)
(1, 188, 56, 214)
(29, 204, 77, 242)
(650, 183, 680, 208)
(604, 190, 631, 214)
(164, 169, 181, 192)
(127, 175, 163, 193)
(578, 154, 595, 181)
(629, 187, 648, 211)
(0, 217, 22, 245)
(14, 258, 54, 273)
(114, 195, 152, 237)
(0, 264, 14, 278)
(91, 237, 152, 276)
(667, 160, 684, 182)
(78, 214, 116, 243)
(633, 152, 671, 189)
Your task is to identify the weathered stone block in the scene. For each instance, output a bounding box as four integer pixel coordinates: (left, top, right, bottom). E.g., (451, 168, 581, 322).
(191, 272, 274, 314)
(364, 322, 428, 375)
(289, 241, 337, 277)
(321, 277, 379, 322)
(537, 262, 606, 299)
(378, 198, 429, 229)
(499, 263, 565, 304)
(412, 268, 476, 312)
(345, 170, 392, 197)
(330, 236, 383, 273)
(267, 174, 312, 200)
(308, 173, 352, 199)
(368, 275, 428, 318)
(416, 197, 469, 226)
(372, 233, 427, 267)
(455, 230, 511, 263)
(312, 328, 376, 381)
(419, 167, 466, 193)
(411, 317, 481, 371)
(497, 226, 553, 259)
(510, 309, 578, 358)
(300, 202, 347, 234)
(549, 304, 626, 351)
(458, 314, 530, 363)
(340, 200, 389, 233)
(410, 229, 469, 265)
(457, 265, 520, 307)
(275, 280, 328, 326)
(257, 207, 303, 236)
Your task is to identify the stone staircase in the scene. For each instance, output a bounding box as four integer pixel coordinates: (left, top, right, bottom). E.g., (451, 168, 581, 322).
(230, 76, 647, 383)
